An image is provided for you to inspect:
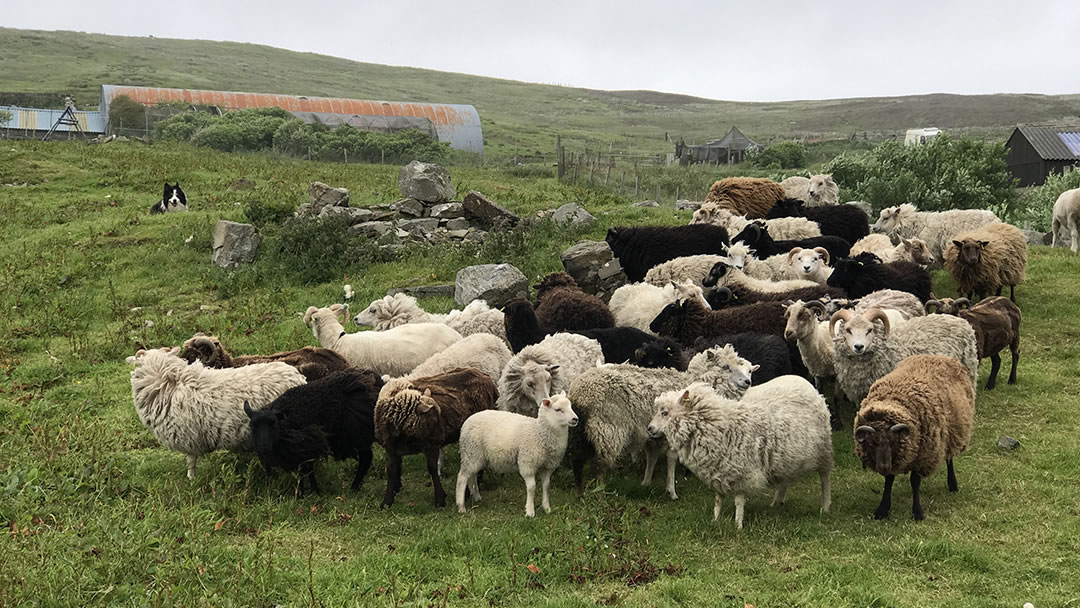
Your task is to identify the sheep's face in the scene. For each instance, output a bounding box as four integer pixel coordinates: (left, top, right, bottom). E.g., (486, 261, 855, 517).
(516, 360, 557, 406)
(180, 333, 224, 366)
(721, 242, 752, 271)
(538, 393, 578, 428)
(825, 257, 863, 289)
(717, 352, 757, 390)
(702, 262, 730, 288)
(854, 418, 912, 475)
(807, 175, 836, 203)
(791, 248, 827, 277)
(649, 300, 685, 335)
(784, 301, 823, 342)
(952, 239, 989, 267)
(245, 402, 282, 471)
(306, 305, 348, 341)
(648, 388, 692, 439)
(901, 238, 934, 266)
(671, 280, 709, 309)
(836, 316, 883, 355)
(765, 198, 804, 219)
(631, 340, 684, 370)
(872, 206, 900, 233)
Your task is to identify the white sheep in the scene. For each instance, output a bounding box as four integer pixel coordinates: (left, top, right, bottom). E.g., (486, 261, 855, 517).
(648, 377, 832, 528)
(716, 242, 779, 280)
(644, 255, 726, 288)
(850, 234, 935, 266)
(566, 345, 753, 500)
(692, 206, 821, 241)
(352, 293, 507, 344)
(456, 393, 578, 517)
(781, 174, 839, 206)
(872, 203, 999, 267)
(784, 247, 833, 284)
(829, 308, 978, 405)
(127, 347, 307, 479)
(854, 288, 927, 320)
(706, 263, 820, 294)
(1051, 187, 1080, 252)
(608, 280, 710, 334)
(305, 304, 462, 377)
(497, 333, 604, 417)
(397, 333, 512, 384)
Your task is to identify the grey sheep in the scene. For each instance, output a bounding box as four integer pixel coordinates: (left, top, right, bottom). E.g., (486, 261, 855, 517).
(943, 222, 1027, 301)
(497, 333, 604, 417)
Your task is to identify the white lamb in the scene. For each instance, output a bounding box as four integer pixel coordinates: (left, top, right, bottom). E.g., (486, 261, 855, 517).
(497, 333, 604, 417)
(781, 174, 839, 206)
(692, 206, 821, 241)
(397, 333, 512, 383)
(872, 203, 999, 266)
(352, 293, 508, 344)
(648, 378, 832, 528)
(127, 347, 307, 479)
(304, 304, 461, 377)
(1051, 187, 1080, 252)
(456, 393, 578, 517)
(850, 234, 935, 266)
(644, 255, 726, 288)
(608, 280, 710, 334)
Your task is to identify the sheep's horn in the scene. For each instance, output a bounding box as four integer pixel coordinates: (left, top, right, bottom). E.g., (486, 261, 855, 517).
(243, 401, 254, 418)
(924, 299, 940, 314)
(865, 307, 891, 337)
(954, 298, 971, 310)
(813, 246, 830, 265)
(889, 423, 911, 435)
(711, 286, 733, 305)
(855, 425, 875, 441)
(829, 309, 855, 337)
(804, 300, 827, 319)
(787, 247, 802, 265)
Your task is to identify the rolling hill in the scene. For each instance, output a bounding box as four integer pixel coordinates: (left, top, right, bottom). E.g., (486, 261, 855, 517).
(3, 27, 1080, 156)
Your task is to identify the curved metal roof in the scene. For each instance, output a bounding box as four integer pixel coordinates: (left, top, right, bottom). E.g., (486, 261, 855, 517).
(100, 85, 483, 153)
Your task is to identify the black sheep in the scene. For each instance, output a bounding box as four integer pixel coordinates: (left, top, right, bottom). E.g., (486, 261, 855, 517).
(703, 281, 846, 309)
(827, 252, 933, 303)
(627, 339, 689, 371)
(504, 298, 682, 368)
(731, 222, 851, 264)
(649, 298, 787, 345)
(533, 271, 614, 332)
(244, 368, 383, 495)
(606, 224, 730, 282)
(684, 333, 794, 385)
(575, 327, 685, 369)
(766, 198, 870, 246)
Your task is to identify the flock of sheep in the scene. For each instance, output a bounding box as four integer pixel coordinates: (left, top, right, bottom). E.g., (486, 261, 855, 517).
(127, 174, 1059, 527)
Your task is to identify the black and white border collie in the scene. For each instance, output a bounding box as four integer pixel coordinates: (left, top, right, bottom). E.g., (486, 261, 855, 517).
(150, 182, 188, 214)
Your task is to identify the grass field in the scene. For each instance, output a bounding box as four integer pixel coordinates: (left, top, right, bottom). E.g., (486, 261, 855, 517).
(4, 27, 1080, 158)
(2, 141, 1079, 607)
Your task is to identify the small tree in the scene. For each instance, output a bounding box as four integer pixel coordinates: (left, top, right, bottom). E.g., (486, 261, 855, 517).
(751, 141, 808, 169)
(0, 109, 12, 127)
(108, 95, 146, 133)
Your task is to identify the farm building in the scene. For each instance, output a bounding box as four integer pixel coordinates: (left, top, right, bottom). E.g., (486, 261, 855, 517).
(99, 85, 483, 152)
(1005, 125, 1080, 187)
(0, 102, 106, 139)
(676, 126, 760, 165)
(904, 127, 941, 146)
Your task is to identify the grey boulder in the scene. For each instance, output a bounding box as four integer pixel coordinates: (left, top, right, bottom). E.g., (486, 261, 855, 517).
(552, 203, 596, 226)
(211, 220, 262, 268)
(455, 263, 528, 307)
(398, 161, 456, 202)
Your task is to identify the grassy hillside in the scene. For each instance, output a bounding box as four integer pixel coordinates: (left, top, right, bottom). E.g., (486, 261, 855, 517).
(2, 141, 1079, 606)
(3, 28, 1080, 157)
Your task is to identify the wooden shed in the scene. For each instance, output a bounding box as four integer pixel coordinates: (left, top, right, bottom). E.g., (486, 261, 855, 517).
(1005, 126, 1080, 187)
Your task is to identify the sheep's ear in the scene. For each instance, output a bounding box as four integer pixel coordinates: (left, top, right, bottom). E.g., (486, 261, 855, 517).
(978, 240, 989, 247)
(750, 364, 760, 372)
(679, 390, 691, 403)
(416, 400, 434, 413)
(423, 388, 432, 398)
(545, 364, 560, 373)
(541, 399, 551, 408)
(900, 237, 911, 247)
(706, 350, 716, 361)
(952, 240, 963, 249)
(243, 401, 254, 418)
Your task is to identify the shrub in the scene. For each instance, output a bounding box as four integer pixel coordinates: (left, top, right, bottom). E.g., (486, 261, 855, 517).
(751, 141, 808, 169)
(0, 110, 12, 126)
(155, 112, 215, 142)
(108, 95, 147, 132)
(1009, 167, 1080, 231)
(243, 198, 294, 227)
(824, 134, 1017, 214)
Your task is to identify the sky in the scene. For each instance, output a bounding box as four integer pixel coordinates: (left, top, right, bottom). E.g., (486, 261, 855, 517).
(6, 0, 1079, 102)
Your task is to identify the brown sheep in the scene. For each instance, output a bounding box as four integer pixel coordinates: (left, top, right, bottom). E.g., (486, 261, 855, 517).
(180, 333, 350, 382)
(704, 177, 786, 220)
(374, 368, 497, 508)
(925, 296, 1021, 390)
(854, 354, 975, 521)
(533, 271, 614, 332)
(943, 222, 1027, 301)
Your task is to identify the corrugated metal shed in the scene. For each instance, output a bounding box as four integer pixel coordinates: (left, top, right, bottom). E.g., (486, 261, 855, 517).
(287, 111, 436, 138)
(0, 104, 106, 134)
(1015, 125, 1080, 161)
(100, 85, 483, 152)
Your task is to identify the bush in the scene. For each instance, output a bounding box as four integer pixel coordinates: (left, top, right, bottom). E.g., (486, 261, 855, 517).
(108, 95, 146, 132)
(0, 110, 12, 127)
(824, 134, 1017, 214)
(751, 141, 807, 169)
(243, 198, 294, 227)
(1011, 168, 1080, 231)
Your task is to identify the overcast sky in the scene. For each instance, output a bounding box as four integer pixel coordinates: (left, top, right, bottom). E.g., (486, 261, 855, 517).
(7, 0, 1079, 101)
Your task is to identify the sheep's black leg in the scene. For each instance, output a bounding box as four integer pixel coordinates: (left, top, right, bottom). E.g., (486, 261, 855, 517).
(381, 454, 402, 508)
(351, 447, 373, 490)
(947, 459, 958, 492)
(1008, 340, 1019, 385)
(572, 457, 585, 498)
(304, 461, 320, 494)
(995, 286, 1002, 297)
(986, 353, 1001, 390)
(424, 447, 446, 507)
(874, 474, 894, 520)
(910, 472, 924, 521)
(1009, 284, 1015, 302)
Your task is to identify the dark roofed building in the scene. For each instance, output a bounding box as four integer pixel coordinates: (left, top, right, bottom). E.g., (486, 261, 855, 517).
(678, 126, 760, 165)
(1005, 125, 1080, 186)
